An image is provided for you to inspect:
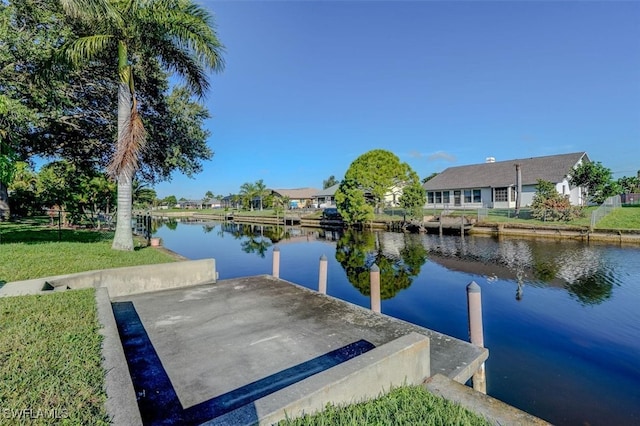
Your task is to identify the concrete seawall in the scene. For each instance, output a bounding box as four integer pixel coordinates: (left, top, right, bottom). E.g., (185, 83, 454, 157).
(471, 222, 640, 244)
(0, 258, 217, 298)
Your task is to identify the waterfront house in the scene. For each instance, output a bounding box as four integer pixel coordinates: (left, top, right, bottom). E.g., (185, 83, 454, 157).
(271, 188, 320, 208)
(422, 152, 590, 209)
(312, 184, 339, 208)
(312, 183, 406, 209)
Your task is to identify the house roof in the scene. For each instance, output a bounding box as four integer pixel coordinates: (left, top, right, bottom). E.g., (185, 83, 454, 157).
(271, 188, 320, 199)
(423, 152, 589, 190)
(313, 183, 340, 197)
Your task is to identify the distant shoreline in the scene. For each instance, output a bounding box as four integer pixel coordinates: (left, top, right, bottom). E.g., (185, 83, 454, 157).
(149, 210, 640, 245)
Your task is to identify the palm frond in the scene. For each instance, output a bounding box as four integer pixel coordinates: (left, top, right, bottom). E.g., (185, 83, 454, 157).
(60, 0, 121, 23)
(60, 35, 116, 69)
(137, 0, 225, 97)
(108, 107, 146, 180)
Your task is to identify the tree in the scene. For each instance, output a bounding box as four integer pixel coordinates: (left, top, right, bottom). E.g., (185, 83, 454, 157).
(618, 174, 640, 194)
(7, 162, 39, 217)
(323, 175, 339, 189)
(335, 150, 419, 225)
(569, 161, 617, 205)
(421, 172, 438, 184)
(0, 140, 18, 220)
(132, 179, 156, 209)
(335, 178, 375, 224)
(399, 171, 426, 219)
(239, 182, 257, 211)
(2, 2, 219, 223)
(59, 0, 224, 250)
(163, 195, 177, 207)
(254, 179, 269, 211)
(531, 179, 582, 222)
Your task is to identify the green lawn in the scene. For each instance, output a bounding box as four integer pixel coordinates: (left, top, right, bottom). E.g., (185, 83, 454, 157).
(0, 221, 177, 283)
(279, 385, 491, 426)
(475, 206, 640, 231)
(0, 221, 179, 424)
(0, 289, 109, 425)
(595, 205, 640, 230)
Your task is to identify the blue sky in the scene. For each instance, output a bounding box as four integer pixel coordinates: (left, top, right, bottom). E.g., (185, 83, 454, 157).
(155, 0, 640, 200)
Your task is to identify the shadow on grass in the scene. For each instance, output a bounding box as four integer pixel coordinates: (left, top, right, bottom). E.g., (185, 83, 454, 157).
(0, 222, 113, 245)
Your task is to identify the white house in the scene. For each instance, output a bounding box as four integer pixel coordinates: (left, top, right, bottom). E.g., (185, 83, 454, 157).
(422, 152, 590, 209)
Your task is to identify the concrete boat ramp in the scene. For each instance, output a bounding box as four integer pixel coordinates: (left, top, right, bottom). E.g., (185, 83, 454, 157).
(0, 259, 548, 425)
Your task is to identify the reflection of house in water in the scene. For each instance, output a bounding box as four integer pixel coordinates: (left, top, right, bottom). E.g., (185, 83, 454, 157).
(274, 227, 342, 245)
(378, 232, 405, 259)
(418, 235, 609, 291)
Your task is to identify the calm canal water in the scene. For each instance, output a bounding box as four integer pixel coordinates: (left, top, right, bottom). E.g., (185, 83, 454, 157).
(154, 220, 640, 426)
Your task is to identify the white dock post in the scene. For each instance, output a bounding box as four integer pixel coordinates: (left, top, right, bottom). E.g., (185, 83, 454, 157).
(467, 281, 486, 393)
(272, 246, 280, 279)
(370, 264, 381, 313)
(318, 254, 328, 294)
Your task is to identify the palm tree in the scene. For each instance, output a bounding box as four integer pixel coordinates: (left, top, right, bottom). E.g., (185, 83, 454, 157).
(254, 179, 268, 211)
(59, 0, 224, 250)
(239, 182, 257, 211)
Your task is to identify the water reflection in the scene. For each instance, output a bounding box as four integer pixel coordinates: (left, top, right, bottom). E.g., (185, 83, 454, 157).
(217, 223, 274, 257)
(417, 235, 619, 305)
(335, 229, 427, 299)
(156, 220, 620, 305)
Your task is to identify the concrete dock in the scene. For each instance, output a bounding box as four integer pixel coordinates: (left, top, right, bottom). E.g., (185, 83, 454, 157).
(110, 275, 487, 425)
(1, 259, 550, 425)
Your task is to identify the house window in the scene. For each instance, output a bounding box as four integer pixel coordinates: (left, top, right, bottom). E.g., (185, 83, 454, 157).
(495, 188, 508, 202)
(443, 191, 450, 203)
(465, 189, 481, 203)
(427, 192, 434, 204)
(435, 192, 442, 203)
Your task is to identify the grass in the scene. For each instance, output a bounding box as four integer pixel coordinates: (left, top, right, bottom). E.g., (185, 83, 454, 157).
(0, 289, 109, 425)
(0, 220, 179, 424)
(279, 385, 491, 426)
(0, 221, 177, 283)
(595, 205, 640, 230)
(477, 206, 640, 230)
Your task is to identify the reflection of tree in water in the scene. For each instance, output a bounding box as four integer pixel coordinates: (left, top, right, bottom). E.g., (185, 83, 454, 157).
(219, 222, 273, 258)
(240, 237, 272, 257)
(262, 225, 288, 243)
(335, 230, 427, 299)
(202, 224, 216, 233)
(566, 271, 616, 306)
(164, 218, 178, 230)
(556, 247, 617, 306)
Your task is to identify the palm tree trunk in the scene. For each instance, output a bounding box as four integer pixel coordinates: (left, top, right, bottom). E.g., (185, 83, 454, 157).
(0, 182, 9, 221)
(112, 74, 134, 250)
(112, 173, 133, 250)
